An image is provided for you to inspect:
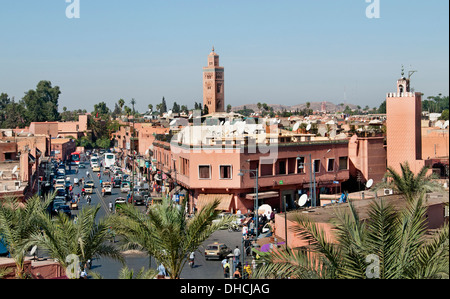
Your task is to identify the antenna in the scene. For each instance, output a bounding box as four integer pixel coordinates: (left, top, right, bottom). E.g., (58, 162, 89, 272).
(408, 70, 417, 79)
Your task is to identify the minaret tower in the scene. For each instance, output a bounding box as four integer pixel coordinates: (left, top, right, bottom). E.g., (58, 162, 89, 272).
(203, 47, 225, 113)
(386, 68, 424, 174)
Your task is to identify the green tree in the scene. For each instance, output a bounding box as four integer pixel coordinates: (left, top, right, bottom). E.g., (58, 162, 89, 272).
(374, 162, 443, 202)
(1, 99, 27, 129)
(110, 198, 231, 279)
(439, 109, 449, 120)
(378, 100, 386, 114)
(118, 98, 125, 108)
(22, 80, 61, 124)
(227, 104, 232, 113)
(160, 97, 167, 115)
(0, 195, 53, 279)
(93, 102, 110, 119)
(28, 205, 124, 276)
(96, 137, 111, 149)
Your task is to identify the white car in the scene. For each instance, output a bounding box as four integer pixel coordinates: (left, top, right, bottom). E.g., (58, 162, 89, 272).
(102, 182, 112, 195)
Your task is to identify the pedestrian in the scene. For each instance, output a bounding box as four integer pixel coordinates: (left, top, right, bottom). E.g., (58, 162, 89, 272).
(157, 263, 167, 279)
(233, 267, 242, 279)
(243, 262, 251, 279)
(233, 246, 241, 268)
(249, 220, 255, 236)
(221, 258, 228, 269)
(223, 260, 230, 279)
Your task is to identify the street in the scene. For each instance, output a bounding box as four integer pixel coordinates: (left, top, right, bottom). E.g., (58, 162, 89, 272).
(64, 161, 245, 279)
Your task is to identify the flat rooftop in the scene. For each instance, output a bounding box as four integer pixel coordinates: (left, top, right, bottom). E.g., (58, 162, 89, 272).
(286, 192, 449, 224)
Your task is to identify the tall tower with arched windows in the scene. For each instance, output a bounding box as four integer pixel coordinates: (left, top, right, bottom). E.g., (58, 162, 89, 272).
(203, 47, 225, 113)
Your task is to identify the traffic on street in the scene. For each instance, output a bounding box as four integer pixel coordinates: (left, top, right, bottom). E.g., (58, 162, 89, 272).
(37, 149, 258, 279)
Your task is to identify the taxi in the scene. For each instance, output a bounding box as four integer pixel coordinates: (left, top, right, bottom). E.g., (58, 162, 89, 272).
(204, 242, 232, 260)
(84, 184, 94, 194)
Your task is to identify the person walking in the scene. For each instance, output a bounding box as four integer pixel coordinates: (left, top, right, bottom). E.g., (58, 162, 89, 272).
(233, 246, 241, 268)
(223, 260, 230, 279)
(233, 267, 242, 279)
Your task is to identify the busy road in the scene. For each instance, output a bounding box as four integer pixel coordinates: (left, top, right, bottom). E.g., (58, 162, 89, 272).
(60, 157, 245, 279)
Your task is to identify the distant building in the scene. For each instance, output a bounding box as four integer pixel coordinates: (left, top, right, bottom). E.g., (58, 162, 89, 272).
(203, 47, 225, 113)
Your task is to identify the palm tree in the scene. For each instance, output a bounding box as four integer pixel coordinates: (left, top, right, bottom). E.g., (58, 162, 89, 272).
(0, 195, 52, 279)
(252, 196, 449, 279)
(110, 197, 232, 279)
(118, 99, 125, 112)
(90, 266, 157, 279)
(28, 205, 124, 277)
(375, 162, 443, 202)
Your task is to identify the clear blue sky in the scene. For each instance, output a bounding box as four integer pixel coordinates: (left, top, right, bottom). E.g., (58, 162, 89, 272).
(0, 0, 448, 112)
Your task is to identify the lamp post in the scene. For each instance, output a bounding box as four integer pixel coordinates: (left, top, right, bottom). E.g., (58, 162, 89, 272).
(131, 98, 136, 203)
(297, 154, 316, 207)
(238, 167, 259, 240)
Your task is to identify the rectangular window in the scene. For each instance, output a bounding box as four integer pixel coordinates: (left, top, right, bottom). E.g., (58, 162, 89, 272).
(220, 165, 232, 179)
(327, 158, 335, 172)
(339, 157, 348, 170)
(199, 165, 211, 179)
(313, 160, 321, 173)
(260, 163, 273, 176)
(277, 160, 286, 175)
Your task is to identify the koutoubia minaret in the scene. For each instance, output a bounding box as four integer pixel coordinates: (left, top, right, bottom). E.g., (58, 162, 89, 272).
(203, 47, 225, 113)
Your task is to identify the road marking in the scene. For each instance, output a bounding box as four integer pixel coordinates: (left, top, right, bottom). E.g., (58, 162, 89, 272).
(95, 186, 111, 215)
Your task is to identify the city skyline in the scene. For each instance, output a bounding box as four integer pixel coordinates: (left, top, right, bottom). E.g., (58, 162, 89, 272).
(0, 0, 448, 112)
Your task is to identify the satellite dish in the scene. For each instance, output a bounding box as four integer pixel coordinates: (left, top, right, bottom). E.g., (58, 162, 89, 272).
(30, 245, 38, 256)
(288, 117, 291, 121)
(189, 114, 193, 120)
(170, 119, 177, 126)
(306, 124, 312, 131)
(12, 165, 18, 174)
(292, 122, 300, 132)
(167, 110, 173, 116)
(258, 204, 272, 217)
(298, 194, 308, 207)
(366, 179, 374, 189)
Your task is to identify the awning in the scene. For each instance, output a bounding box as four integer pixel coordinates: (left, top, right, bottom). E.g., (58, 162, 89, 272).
(196, 194, 233, 211)
(245, 191, 279, 200)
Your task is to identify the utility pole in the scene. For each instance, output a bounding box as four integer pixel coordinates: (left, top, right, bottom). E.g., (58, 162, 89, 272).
(131, 98, 136, 204)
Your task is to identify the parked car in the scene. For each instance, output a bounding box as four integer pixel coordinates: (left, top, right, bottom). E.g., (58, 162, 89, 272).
(204, 242, 232, 260)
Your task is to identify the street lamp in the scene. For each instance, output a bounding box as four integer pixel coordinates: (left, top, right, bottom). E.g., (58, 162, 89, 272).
(238, 167, 259, 240)
(297, 154, 317, 207)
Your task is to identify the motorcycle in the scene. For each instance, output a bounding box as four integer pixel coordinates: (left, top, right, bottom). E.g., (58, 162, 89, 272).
(227, 222, 240, 232)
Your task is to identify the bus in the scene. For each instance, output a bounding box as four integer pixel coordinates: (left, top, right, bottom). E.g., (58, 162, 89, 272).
(71, 152, 81, 165)
(104, 153, 116, 169)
